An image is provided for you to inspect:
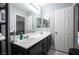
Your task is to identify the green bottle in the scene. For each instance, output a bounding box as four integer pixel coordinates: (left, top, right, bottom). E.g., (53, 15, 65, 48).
(20, 32, 23, 40)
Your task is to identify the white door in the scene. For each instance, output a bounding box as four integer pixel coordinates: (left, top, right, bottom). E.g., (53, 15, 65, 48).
(55, 7, 73, 53)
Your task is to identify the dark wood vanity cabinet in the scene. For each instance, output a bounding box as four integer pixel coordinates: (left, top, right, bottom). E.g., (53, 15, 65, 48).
(11, 35, 51, 55)
(42, 35, 51, 54)
(29, 41, 43, 55)
(47, 35, 51, 51)
(11, 43, 28, 55)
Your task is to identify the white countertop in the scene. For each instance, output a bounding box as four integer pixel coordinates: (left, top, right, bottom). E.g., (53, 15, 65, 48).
(12, 31, 51, 49)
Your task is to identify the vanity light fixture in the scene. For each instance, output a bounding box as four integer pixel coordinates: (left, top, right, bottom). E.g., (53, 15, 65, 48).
(22, 3, 40, 14)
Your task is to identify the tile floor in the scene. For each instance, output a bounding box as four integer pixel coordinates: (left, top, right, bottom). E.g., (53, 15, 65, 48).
(47, 48, 68, 55)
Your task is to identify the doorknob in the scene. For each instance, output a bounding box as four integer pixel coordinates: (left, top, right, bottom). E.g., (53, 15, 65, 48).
(55, 32, 58, 35)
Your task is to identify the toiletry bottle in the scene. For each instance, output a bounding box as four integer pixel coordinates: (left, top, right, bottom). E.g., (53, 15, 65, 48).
(20, 32, 23, 40)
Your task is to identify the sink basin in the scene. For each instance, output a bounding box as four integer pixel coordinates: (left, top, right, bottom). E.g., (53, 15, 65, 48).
(15, 33, 42, 43)
(16, 36, 38, 43)
(29, 34, 41, 38)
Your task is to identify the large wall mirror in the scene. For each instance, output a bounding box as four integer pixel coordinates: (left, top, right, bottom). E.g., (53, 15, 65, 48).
(35, 16, 50, 28)
(16, 15, 25, 35)
(43, 17, 50, 28)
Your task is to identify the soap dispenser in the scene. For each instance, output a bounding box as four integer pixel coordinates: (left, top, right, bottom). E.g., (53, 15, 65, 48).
(20, 32, 23, 40)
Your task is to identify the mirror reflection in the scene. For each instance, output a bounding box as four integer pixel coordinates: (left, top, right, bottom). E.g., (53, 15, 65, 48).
(43, 17, 50, 28)
(16, 15, 25, 34)
(36, 17, 41, 28)
(10, 3, 50, 34)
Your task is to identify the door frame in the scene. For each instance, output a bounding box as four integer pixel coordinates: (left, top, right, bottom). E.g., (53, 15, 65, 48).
(73, 3, 79, 48)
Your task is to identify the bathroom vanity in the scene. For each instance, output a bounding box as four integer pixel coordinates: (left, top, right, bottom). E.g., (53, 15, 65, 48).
(11, 31, 51, 55)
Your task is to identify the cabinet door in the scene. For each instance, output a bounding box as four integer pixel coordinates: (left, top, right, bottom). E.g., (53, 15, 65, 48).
(42, 38, 48, 54)
(11, 43, 28, 55)
(11, 43, 19, 55)
(47, 35, 51, 51)
(29, 41, 43, 55)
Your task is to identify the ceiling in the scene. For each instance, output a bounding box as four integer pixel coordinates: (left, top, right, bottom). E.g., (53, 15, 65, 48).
(42, 3, 74, 18)
(43, 3, 73, 9)
(10, 3, 74, 11)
